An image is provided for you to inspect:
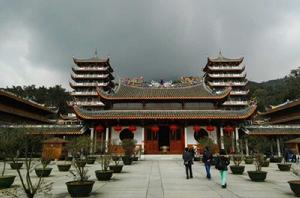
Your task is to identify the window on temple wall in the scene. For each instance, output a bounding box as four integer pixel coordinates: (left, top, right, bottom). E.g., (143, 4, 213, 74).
(119, 128, 134, 140)
(194, 129, 208, 141)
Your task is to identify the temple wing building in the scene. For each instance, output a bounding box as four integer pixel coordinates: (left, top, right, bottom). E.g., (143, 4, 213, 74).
(71, 53, 256, 154)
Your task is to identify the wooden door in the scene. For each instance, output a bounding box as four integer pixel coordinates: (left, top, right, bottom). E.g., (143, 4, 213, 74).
(144, 129, 159, 154)
(170, 128, 184, 154)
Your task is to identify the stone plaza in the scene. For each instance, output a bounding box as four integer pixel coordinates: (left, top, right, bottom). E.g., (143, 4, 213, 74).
(0, 155, 298, 198)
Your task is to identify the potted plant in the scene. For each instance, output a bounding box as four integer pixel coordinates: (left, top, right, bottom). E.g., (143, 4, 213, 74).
(244, 155, 254, 164)
(0, 128, 22, 188)
(11, 130, 53, 198)
(57, 156, 72, 172)
(288, 164, 300, 197)
(277, 153, 292, 171)
(86, 156, 96, 164)
(261, 157, 270, 167)
(34, 159, 52, 177)
(229, 154, 245, 175)
(247, 136, 269, 182)
(94, 141, 113, 181)
(67, 160, 94, 197)
(67, 137, 92, 168)
(109, 154, 123, 173)
(95, 154, 113, 181)
(270, 155, 283, 163)
(121, 139, 136, 165)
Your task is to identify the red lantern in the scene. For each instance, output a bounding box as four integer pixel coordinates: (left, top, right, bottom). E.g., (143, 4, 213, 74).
(128, 125, 137, 132)
(95, 125, 105, 133)
(113, 125, 122, 132)
(193, 125, 201, 132)
(169, 124, 178, 134)
(206, 125, 215, 132)
(151, 125, 159, 133)
(224, 125, 234, 134)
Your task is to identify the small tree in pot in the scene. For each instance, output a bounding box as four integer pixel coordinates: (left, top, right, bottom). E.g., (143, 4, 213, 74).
(247, 136, 270, 182)
(95, 141, 113, 181)
(109, 140, 123, 173)
(67, 136, 92, 168)
(66, 158, 94, 197)
(288, 164, 300, 197)
(0, 128, 24, 188)
(229, 154, 245, 175)
(277, 148, 292, 171)
(121, 139, 136, 165)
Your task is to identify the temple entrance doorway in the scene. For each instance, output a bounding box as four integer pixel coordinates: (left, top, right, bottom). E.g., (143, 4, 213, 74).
(158, 126, 170, 153)
(144, 125, 184, 154)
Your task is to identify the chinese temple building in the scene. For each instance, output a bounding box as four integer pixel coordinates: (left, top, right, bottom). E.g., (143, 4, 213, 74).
(71, 53, 257, 154)
(247, 99, 300, 155)
(0, 89, 57, 124)
(204, 51, 249, 108)
(0, 89, 85, 139)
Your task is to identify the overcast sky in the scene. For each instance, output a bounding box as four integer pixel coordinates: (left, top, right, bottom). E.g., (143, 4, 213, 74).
(0, 0, 300, 90)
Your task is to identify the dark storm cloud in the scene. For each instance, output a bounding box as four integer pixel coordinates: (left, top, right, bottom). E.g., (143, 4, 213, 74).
(0, 0, 300, 89)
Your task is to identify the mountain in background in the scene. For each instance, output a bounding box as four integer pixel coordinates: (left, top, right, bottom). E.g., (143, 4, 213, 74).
(2, 67, 300, 114)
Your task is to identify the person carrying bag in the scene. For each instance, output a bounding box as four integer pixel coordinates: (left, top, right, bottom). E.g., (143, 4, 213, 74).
(215, 149, 230, 188)
(182, 147, 193, 179)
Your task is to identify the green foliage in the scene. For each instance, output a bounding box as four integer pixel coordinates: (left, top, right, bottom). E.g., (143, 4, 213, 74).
(247, 136, 275, 172)
(4, 85, 71, 115)
(121, 139, 136, 156)
(249, 73, 300, 111)
(67, 136, 92, 158)
(197, 137, 214, 151)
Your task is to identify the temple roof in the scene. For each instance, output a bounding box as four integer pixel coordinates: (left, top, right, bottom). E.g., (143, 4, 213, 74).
(247, 125, 300, 135)
(1, 124, 85, 135)
(96, 81, 231, 101)
(73, 57, 109, 64)
(207, 52, 244, 63)
(73, 105, 256, 120)
(0, 89, 58, 114)
(259, 99, 300, 116)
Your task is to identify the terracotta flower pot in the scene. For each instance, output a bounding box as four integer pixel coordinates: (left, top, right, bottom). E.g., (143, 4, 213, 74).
(122, 156, 133, 165)
(66, 180, 95, 197)
(109, 165, 123, 173)
(277, 163, 291, 171)
(288, 180, 300, 197)
(230, 165, 245, 175)
(35, 168, 52, 177)
(57, 164, 71, 172)
(10, 162, 23, 170)
(75, 160, 87, 168)
(247, 171, 267, 182)
(0, 175, 16, 188)
(95, 170, 113, 181)
(86, 157, 96, 164)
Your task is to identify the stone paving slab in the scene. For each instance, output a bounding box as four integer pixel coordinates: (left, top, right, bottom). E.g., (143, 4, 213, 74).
(0, 158, 299, 198)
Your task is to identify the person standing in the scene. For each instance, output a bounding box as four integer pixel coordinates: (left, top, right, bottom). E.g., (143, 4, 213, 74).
(182, 147, 193, 179)
(202, 146, 213, 179)
(215, 149, 230, 188)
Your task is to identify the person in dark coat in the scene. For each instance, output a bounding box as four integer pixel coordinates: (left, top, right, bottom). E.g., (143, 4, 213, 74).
(202, 146, 213, 179)
(215, 149, 230, 188)
(182, 147, 193, 179)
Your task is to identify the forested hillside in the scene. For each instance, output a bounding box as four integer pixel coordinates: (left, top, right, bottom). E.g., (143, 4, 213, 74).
(248, 70, 300, 111)
(4, 85, 71, 115)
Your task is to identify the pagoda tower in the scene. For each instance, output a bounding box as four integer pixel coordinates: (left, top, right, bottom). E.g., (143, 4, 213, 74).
(69, 53, 115, 111)
(203, 52, 249, 109)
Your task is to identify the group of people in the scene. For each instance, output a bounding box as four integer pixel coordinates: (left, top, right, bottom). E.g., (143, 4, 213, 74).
(182, 147, 230, 188)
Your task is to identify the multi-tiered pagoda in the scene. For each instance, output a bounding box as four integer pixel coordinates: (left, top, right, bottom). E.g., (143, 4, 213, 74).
(69, 54, 115, 111)
(203, 52, 249, 108)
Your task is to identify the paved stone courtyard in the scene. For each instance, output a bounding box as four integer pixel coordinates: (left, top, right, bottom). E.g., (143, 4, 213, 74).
(0, 155, 299, 197)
